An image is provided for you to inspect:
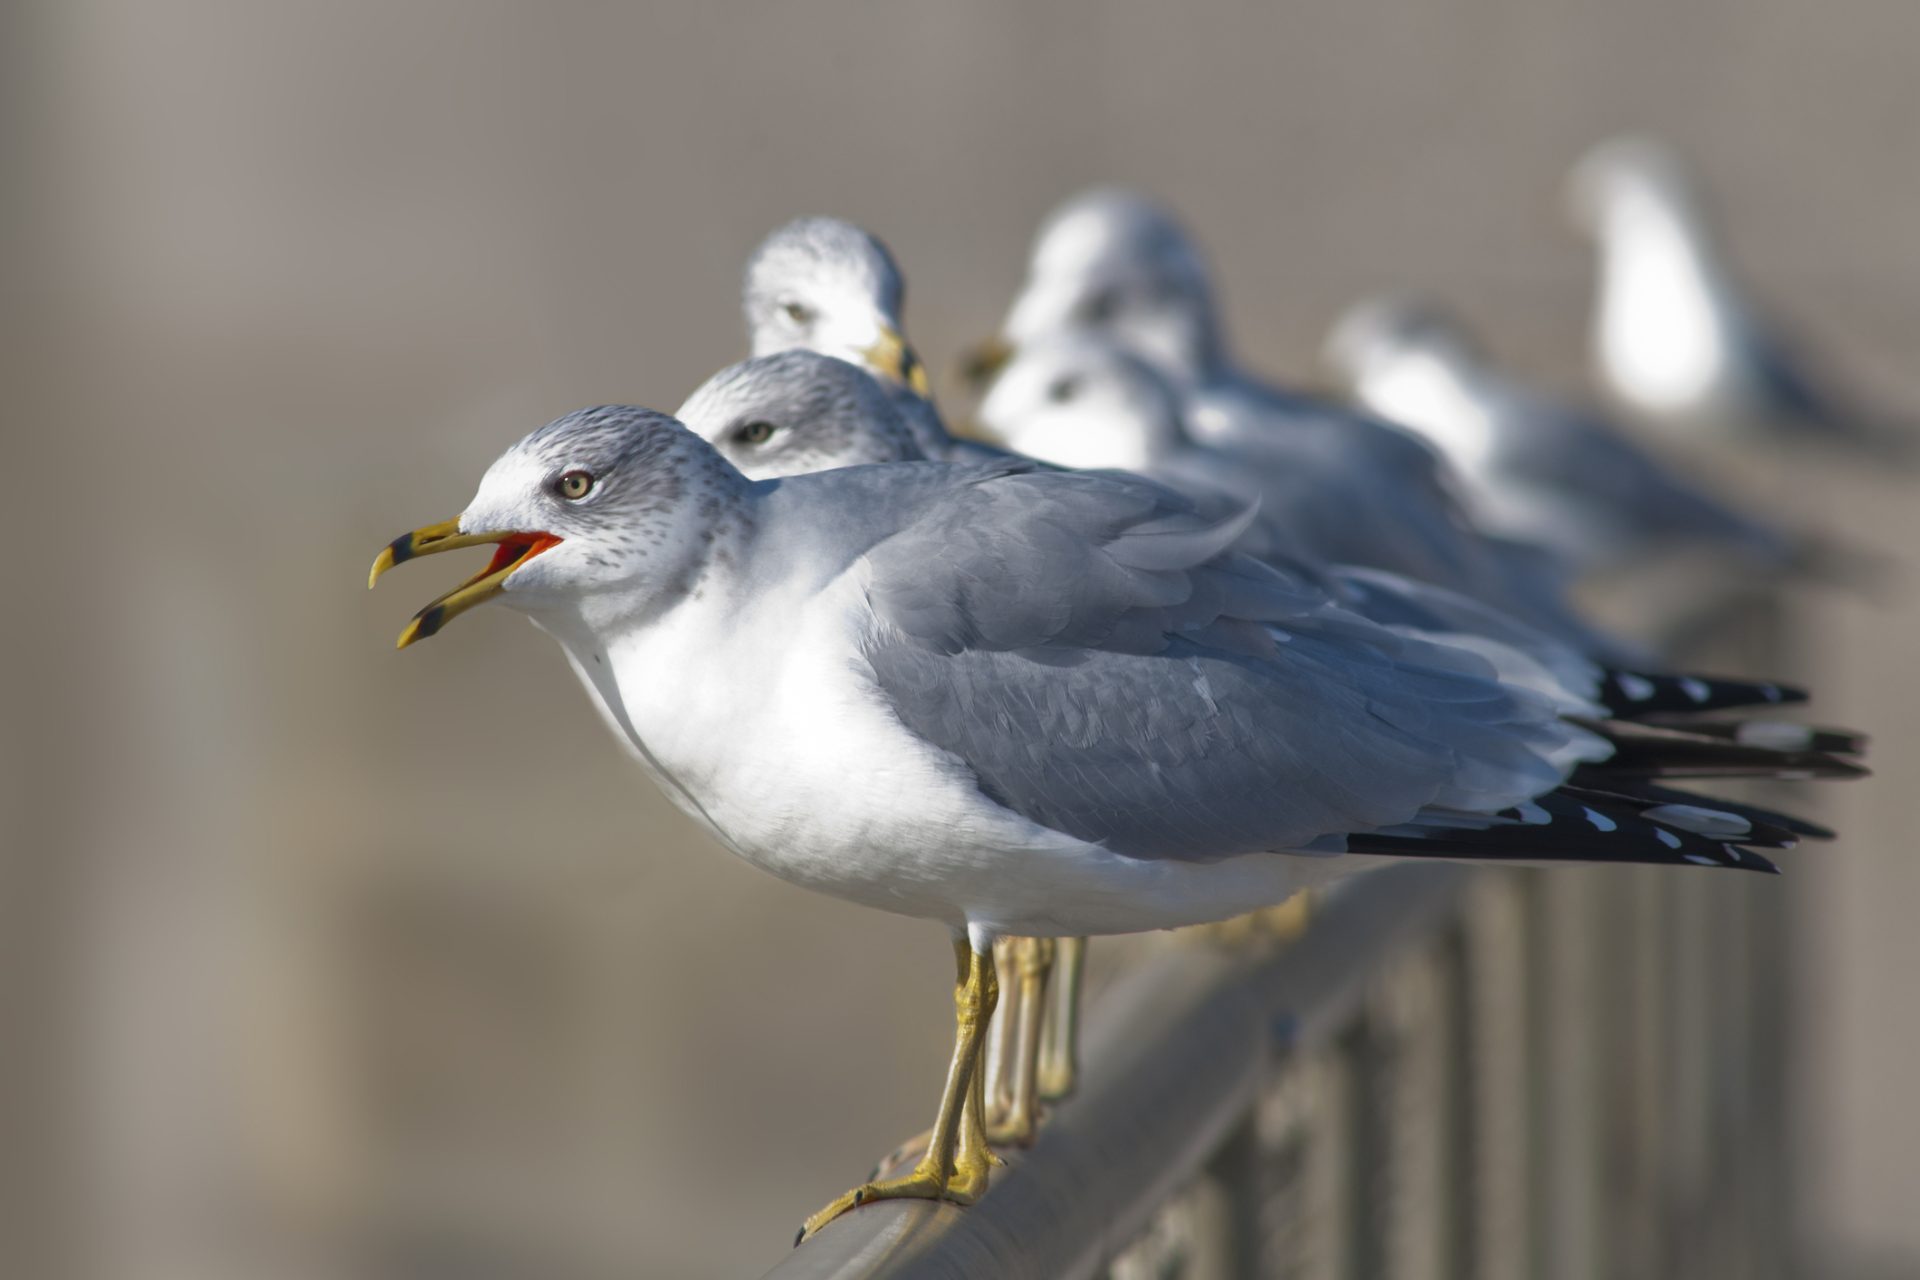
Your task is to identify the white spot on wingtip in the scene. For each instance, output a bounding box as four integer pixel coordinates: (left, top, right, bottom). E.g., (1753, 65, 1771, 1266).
(1582, 807, 1617, 832)
(1617, 673, 1656, 701)
(1684, 853, 1721, 866)
(1516, 802, 1551, 824)
(1736, 720, 1811, 750)
(1654, 827, 1682, 848)
(1762, 684, 1784, 702)
(1679, 677, 1711, 703)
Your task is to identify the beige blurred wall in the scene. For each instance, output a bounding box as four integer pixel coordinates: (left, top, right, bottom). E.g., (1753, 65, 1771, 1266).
(11, 1, 1918, 1277)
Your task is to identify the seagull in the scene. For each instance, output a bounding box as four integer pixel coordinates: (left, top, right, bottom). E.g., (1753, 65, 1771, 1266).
(972, 329, 1635, 660)
(371, 406, 1857, 1241)
(969, 189, 1631, 657)
(1325, 296, 1802, 572)
(1568, 136, 1916, 464)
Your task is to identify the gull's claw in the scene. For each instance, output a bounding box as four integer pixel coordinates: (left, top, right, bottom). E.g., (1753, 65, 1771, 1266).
(797, 1148, 993, 1244)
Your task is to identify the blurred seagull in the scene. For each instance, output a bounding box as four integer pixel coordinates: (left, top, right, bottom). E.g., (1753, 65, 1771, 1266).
(970, 189, 1630, 656)
(372, 405, 1851, 1241)
(974, 329, 1636, 661)
(1569, 137, 1916, 464)
(1326, 296, 1801, 572)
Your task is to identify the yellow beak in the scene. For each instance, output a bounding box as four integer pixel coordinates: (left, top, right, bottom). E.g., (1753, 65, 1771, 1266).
(369, 517, 562, 648)
(958, 336, 1014, 390)
(861, 326, 933, 398)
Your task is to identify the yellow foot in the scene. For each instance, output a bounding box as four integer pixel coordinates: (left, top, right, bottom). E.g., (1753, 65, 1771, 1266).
(797, 1148, 995, 1245)
(984, 1102, 1043, 1147)
(871, 1128, 1006, 1180)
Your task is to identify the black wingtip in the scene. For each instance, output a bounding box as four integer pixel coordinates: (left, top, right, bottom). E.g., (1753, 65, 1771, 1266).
(1599, 669, 1808, 719)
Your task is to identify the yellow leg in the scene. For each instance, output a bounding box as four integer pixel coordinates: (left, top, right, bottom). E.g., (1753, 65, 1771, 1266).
(798, 939, 1001, 1244)
(1036, 937, 1086, 1102)
(986, 936, 1055, 1145)
(982, 937, 1024, 1117)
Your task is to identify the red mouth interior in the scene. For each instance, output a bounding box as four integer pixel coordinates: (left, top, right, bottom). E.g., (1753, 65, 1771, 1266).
(464, 532, 563, 588)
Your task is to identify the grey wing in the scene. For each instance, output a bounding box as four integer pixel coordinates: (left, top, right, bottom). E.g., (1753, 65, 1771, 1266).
(857, 468, 1601, 861)
(1494, 387, 1791, 558)
(1208, 411, 1594, 632)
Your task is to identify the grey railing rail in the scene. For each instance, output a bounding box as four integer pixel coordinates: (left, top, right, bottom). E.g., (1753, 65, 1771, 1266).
(765, 865, 1474, 1280)
(765, 857, 1791, 1280)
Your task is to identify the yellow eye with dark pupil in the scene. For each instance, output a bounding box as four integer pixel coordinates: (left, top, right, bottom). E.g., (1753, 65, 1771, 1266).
(736, 420, 777, 445)
(558, 470, 594, 499)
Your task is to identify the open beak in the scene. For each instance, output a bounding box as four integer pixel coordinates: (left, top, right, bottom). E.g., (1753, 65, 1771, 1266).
(861, 326, 932, 398)
(957, 336, 1014, 391)
(369, 517, 562, 649)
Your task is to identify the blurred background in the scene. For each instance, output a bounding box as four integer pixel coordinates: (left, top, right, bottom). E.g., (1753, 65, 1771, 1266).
(6, 1, 1916, 1276)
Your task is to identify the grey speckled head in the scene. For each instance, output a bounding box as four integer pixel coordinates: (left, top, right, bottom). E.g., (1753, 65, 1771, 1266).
(676, 350, 927, 480)
(999, 188, 1225, 382)
(458, 406, 754, 615)
(743, 216, 910, 360)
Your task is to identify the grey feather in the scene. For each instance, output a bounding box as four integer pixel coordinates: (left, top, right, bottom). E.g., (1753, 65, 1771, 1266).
(847, 465, 1598, 860)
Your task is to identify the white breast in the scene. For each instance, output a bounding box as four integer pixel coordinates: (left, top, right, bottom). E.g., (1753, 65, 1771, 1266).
(536, 571, 1384, 938)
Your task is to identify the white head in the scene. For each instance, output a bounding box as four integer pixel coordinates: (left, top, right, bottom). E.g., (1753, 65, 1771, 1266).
(371, 407, 752, 644)
(742, 216, 929, 395)
(991, 189, 1225, 385)
(975, 334, 1189, 472)
(677, 350, 927, 480)
(1566, 136, 1700, 237)
(1324, 296, 1485, 389)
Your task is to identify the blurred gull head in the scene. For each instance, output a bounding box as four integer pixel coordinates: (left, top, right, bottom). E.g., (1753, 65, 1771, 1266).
(743, 216, 928, 395)
(1565, 135, 1701, 236)
(985, 189, 1224, 386)
(1324, 296, 1484, 387)
(1325, 297, 1501, 475)
(975, 334, 1189, 473)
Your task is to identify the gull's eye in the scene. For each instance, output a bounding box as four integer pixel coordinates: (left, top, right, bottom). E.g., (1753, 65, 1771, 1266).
(1047, 375, 1083, 404)
(733, 420, 778, 446)
(1079, 288, 1120, 326)
(556, 469, 595, 500)
(782, 301, 814, 326)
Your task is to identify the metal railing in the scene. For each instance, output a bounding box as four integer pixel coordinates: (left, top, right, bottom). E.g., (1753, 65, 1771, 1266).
(765, 863, 1790, 1280)
(765, 592, 1799, 1280)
